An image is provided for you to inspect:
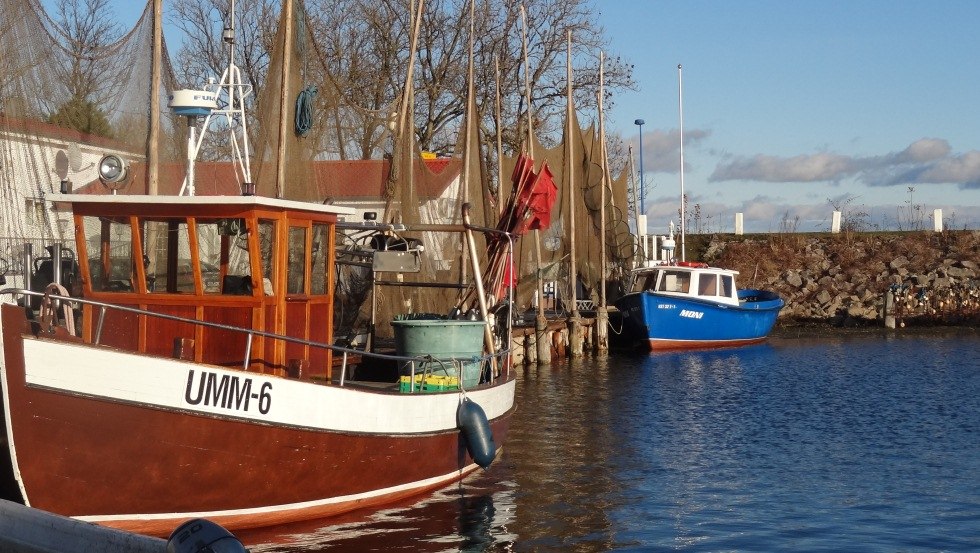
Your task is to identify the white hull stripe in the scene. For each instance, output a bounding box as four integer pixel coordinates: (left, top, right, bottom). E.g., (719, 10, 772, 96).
(22, 339, 515, 434)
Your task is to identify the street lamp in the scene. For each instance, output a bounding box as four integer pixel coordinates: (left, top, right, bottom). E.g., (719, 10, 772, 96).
(634, 118, 646, 222)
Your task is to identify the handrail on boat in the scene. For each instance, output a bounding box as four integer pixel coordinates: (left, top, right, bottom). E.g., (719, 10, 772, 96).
(0, 288, 512, 390)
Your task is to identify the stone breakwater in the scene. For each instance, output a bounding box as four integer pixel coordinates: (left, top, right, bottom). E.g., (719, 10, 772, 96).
(699, 231, 980, 326)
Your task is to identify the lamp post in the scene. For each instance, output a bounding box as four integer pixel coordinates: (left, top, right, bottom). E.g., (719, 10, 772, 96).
(634, 118, 645, 220)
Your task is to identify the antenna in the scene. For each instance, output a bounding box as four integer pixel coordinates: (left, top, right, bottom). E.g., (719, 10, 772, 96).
(67, 142, 83, 172)
(55, 150, 70, 180)
(170, 0, 254, 196)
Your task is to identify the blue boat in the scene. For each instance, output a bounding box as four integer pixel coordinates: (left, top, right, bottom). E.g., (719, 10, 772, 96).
(615, 262, 784, 350)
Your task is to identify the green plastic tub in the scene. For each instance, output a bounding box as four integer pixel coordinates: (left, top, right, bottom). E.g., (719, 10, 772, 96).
(391, 319, 485, 388)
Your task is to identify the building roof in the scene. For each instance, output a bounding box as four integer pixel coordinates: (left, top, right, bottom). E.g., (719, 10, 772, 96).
(0, 114, 139, 154)
(75, 158, 461, 202)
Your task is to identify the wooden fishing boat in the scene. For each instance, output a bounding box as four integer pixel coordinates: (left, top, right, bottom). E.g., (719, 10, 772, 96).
(0, 192, 515, 536)
(615, 262, 784, 350)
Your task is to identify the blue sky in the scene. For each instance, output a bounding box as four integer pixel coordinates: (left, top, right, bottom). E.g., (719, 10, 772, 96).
(597, 0, 980, 232)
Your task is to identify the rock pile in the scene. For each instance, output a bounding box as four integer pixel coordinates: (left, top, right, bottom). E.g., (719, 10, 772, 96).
(700, 231, 980, 326)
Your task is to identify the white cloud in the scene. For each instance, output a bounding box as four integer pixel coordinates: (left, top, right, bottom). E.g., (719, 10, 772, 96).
(914, 151, 980, 187)
(711, 153, 857, 183)
(706, 137, 980, 189)
(892, 138, 951, 163)
(636, 128, 710, 173)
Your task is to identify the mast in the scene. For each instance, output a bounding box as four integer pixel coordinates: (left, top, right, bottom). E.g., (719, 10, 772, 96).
(678, 63, 686, 261)
(595, 52, 608, 352)
(459, 0, 477, 289)
(494, 56, 504, 216)
(148, 0, 162, 195)
(520, 5, 550, 365)
(175, 0, 254, 196)
(274, 0, 295, 199)
(567, 30, 582, 356)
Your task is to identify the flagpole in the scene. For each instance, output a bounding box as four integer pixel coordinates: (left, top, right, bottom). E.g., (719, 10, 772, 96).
(678, 63, 686, 262)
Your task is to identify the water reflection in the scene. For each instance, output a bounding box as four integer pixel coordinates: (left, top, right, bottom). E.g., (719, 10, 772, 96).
(240, 478, 517, 552)
(505, 358, 623, 551)
(236, 330, 980, 551)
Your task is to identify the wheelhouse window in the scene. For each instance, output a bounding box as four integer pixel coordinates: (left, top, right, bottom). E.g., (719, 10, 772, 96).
(258, 219, 276, 295)
(633, 271, 658, 293)
(82, 215, 135, 292)
(143, 219, 192, 293)
(311, 223, 329, 295)
(657, 270, 691, 293)
(698, 273, 718, 296)
(720, 275, 734, 298)
(194, 219, 229, 294)
(213, 218, 259, 296)
(287, 226, 307, 295)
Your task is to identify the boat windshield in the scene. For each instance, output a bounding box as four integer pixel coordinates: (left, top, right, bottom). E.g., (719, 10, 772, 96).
(656, 270, 691, 293)
(698, 273, 717, 295)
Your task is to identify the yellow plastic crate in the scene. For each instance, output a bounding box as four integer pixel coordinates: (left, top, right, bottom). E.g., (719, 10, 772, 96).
(399, 374, 424, 393)
(423, 375, 460, 392)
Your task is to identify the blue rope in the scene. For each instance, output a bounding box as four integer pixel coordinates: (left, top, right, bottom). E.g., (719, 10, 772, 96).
(294, 86, 317, 137)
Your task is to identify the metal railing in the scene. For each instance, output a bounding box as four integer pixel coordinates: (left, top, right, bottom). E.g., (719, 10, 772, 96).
(0, 287, 511, 392)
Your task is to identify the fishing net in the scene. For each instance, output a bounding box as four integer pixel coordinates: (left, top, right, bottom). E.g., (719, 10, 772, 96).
(251, 0, 492, 340)
(503, 107, 637, 315)
(0, 0, 179, 269)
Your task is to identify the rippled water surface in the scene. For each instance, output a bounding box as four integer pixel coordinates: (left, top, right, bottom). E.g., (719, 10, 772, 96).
(239, 329, 980, 551)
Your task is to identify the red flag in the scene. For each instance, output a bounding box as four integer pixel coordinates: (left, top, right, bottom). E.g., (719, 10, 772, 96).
(515, 162, 557, 235)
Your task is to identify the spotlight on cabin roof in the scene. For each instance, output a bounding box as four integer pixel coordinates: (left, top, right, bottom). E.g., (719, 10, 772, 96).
(98, 154, 129, 191)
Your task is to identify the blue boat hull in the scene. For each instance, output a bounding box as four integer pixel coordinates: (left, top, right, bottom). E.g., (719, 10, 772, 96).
(615, 289, 784, 350)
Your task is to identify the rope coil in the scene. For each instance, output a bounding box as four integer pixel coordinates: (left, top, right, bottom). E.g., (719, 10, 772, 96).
(294, 85, 317, 137)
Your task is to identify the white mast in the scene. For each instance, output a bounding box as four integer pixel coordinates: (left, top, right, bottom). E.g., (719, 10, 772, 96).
(677, 63, 686, 262)
(175, 0, 254, 196)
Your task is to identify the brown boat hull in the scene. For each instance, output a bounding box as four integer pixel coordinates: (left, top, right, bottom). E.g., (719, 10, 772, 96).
(0, 305, 514, 536)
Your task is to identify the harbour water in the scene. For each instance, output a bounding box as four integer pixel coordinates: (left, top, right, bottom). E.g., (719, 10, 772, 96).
(239, 329, 980, 551)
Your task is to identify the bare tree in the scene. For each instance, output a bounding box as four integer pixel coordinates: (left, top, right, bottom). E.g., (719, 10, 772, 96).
(169, 0, 277, 92)
(170, 0, 634, 158)
(44, 0, 121, 136)
(53, 0, 121, 103)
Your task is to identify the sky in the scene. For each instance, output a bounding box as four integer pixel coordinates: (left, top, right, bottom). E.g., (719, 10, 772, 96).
(56, 0, 980, 233)
(596, 0, 980, 232)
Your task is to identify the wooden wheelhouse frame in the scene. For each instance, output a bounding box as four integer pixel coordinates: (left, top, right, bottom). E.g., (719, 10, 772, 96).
(52, 194, 351, 379)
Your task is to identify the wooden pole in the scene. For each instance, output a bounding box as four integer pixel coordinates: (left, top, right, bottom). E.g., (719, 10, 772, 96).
(274, 0, 295, 199)
(147, 0, 162, 195)
(566, 31, 582, 356)
(459, 0, 477, 290)
(595, 53, 609, 352)
(462, 204, 498, 377)
(494, 56, 504, 217)
(520, 6, 551, 365)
